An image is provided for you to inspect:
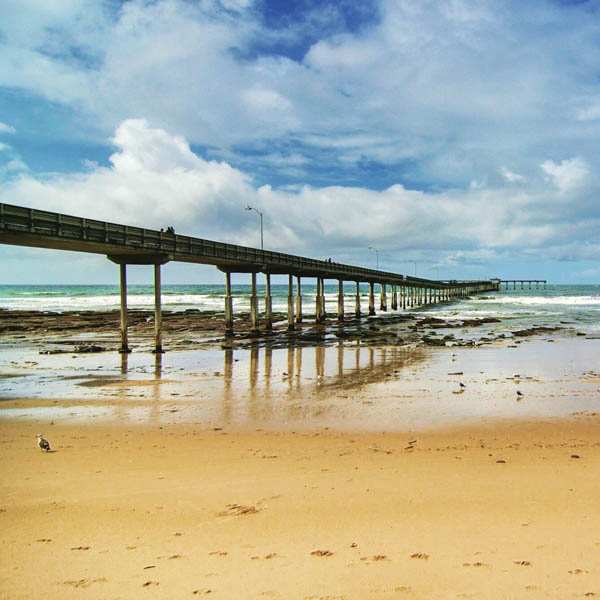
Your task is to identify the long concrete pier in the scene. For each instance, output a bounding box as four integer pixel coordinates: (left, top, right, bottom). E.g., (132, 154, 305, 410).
(0, 203, 500, 352)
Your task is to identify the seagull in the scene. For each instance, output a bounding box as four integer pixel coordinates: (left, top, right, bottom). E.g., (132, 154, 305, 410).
(516, 390, 524, 401)
(37, 433, 51, 452)
(459, 382, 466, 389)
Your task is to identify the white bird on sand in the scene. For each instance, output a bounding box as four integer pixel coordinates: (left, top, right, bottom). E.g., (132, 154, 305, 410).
(37, 433, 51, 452)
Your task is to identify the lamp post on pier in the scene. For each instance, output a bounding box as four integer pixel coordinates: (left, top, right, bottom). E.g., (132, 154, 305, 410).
(368, 246, 380, 270)
(245, 205, 264, 250)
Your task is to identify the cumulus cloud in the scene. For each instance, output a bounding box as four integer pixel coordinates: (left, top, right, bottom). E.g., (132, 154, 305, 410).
(2, 0, 600, 188)
(541, 158, 589, 194)
(500, 167, 525, 183)
(2, 119, 598, 271)
(2, 1, 600, 281)
(0, 122, 16, 134)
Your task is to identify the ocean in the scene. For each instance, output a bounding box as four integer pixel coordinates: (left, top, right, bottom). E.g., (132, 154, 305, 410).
(0, 283, 598, 333)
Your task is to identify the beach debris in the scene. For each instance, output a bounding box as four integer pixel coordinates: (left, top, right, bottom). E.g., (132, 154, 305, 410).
(218, 503, 259, 517)
(74, 344, 105, 353)
(36, 433, 51, 452)
(311, 549, 334, 557)
(448, 371, 463, 375)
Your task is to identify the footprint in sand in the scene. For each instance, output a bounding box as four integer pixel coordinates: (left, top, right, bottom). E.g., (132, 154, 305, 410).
(410, 553, 429, 560)
(513, 560, 531, 566)
(142, 581, 159, 587)
(192, 589, 213, 595)
(63, 578, 107, 588)
(311, 550, 334, 557)
(70, 546, 90, 551)
(36, 538, 52, 543)
(218, 504, 259, 517)
(208, 551, 228, 556)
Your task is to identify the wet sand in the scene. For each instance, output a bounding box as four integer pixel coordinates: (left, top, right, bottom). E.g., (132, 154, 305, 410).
(2, 416, 600, 599)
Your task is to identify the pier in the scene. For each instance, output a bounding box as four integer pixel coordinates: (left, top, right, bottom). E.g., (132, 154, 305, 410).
(0, 203, 500, 352)
(500, 279, 547, 289)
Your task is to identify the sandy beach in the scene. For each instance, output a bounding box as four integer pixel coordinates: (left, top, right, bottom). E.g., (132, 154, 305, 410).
(2, 415, 600, 599)
(1, 305, 600, 599)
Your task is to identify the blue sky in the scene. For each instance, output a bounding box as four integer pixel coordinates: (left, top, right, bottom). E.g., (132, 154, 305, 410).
(1, 0, 600, 284)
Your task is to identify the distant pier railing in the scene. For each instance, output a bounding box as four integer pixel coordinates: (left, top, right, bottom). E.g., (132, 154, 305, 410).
(499, 279, 547, 289)
(1, 202, 501, 352)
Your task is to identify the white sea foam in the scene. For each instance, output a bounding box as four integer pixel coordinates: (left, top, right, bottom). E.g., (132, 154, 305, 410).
(484, 295, 600, 306)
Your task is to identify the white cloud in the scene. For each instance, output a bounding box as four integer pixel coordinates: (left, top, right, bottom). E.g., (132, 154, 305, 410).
(2, 0, 600, 189)
(0, 122, 16, 135)
(500, 167, 525, 183)
(541, 158, 589, 193)
(1, 119, 597, 267)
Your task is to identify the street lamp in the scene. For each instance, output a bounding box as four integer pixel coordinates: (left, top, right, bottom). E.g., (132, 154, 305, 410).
(368, 246, 380, 270)
(245, 205, 264, 250)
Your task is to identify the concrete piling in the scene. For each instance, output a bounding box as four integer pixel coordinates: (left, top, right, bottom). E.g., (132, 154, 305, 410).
(355, 281, 361, 317)
(118, 263, 130, 353)
(295, 276, 303, 323)
(153, 262, 163, 353)
(250, 272, 259, 334)
(368, 282, 376, 316)
(287, 274, 295, 331)
(315, 278, 323, 323)
(337, 280, 344, 321)
(224, 271, 234, 336)
(264, 273, 272, 331)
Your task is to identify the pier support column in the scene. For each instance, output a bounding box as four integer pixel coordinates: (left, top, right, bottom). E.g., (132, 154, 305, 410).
(391, 286, 398, 310)
(381, 283, 388, 311)
(320, 278, 326, 322)
(315, 278, 323, 323)
(118, 263, 131, 353)
(153, 262, 164, 353)
(355, 282, 361, 317)
(224, 271, 234, 336)
(287, 274, 295, 331)
(402, 286, 406, 310)
(337, 279, 344, 322)
(250, 272, 259, 334)
(295, 276, 303, 323)
(368, 282, 376, 316)
(315, 278, 321, 323)
(264, 273, 272, 331)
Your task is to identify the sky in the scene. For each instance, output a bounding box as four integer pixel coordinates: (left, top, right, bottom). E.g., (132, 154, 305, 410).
(1, 0, 599, 285)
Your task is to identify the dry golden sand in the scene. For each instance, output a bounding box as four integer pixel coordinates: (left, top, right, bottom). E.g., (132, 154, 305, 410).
(2, 416, 600, 599)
